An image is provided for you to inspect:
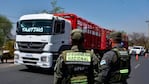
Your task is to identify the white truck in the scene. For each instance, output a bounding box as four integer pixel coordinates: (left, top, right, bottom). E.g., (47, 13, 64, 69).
(14, 13, 71, 69)
(14, 13, 115, 70)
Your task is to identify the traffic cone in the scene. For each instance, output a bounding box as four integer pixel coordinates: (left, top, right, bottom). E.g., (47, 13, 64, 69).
(136, 54, 139, 61)
(145, 53, 148, 58)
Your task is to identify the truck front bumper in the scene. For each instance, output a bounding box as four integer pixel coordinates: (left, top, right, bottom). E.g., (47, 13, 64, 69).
(14, 51, 54, 68)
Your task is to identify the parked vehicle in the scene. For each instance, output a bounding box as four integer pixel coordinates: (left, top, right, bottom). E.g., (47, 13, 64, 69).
(2, 40, 15, 58)
(129, 46, 145, 56)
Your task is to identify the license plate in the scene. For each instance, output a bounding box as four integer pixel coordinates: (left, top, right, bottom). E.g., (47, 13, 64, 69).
(26, 54, 32, 56)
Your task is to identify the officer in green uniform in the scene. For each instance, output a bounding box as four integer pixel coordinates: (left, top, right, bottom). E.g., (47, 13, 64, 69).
(54, 29, 100, 84)
(99, 32, 131, 84)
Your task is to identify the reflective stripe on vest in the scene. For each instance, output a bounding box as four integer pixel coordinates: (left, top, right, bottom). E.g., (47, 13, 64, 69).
(71, 76, 88, 84)
(119, 51, 129, 56)
(120, 69, 128, 73)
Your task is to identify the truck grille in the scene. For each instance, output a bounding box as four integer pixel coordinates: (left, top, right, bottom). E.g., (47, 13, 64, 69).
(18, 42, 47, 53)
(22, 57, 39, 61)
(22, 57, 39, 64)
(23, 61, 37, 64)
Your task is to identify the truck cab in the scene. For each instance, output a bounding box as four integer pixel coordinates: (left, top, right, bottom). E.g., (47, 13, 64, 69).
(14, 13, 71, 69)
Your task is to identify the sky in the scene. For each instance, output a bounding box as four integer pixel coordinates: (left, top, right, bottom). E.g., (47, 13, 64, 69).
(0, 0, 149, 35)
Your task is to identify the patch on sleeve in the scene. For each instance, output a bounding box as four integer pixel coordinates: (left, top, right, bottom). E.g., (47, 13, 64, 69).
(100, 60, 106, 65)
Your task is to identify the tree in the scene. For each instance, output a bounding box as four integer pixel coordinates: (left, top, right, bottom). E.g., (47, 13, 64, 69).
(128, 32, 149, 48)
(0, 15, 12, 47)
(40, 0, 64, 13)
(50, 0, 64, 13)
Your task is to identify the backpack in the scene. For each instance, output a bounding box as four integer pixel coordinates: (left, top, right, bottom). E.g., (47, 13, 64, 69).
(112, 48, 131, 81)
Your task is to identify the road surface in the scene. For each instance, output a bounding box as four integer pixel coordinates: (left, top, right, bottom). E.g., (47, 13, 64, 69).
(0, 55, 149, 84)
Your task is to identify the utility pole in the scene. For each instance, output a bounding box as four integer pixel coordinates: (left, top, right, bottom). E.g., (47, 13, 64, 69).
(146, 20, 149, 37)
(146, 20, 149, 48)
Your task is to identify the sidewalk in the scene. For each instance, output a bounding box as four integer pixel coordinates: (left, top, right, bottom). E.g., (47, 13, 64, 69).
(0, 59, 14, 64)
(7, 59, 14, 63)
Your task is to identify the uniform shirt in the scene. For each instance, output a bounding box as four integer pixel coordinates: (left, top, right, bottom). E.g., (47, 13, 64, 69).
(54, 45, 100, 84)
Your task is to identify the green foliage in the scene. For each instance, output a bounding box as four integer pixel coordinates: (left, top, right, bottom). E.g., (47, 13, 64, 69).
(128, 32, 148, 48)
(50, 0, 64, 13)
(0, 35, 4, 47)
(40, 0, 64, 13)
(0, 15, 12, 34)
(0, 15, 12, 47)
(3, 40, 15, 58)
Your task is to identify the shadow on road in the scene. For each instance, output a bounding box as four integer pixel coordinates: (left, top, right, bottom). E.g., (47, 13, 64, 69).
(20, 68, 54, 75)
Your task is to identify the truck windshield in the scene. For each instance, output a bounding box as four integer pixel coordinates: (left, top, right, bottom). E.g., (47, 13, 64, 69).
(17, 20, 53, 35)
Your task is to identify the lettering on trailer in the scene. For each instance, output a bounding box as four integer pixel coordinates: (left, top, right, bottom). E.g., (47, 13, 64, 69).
(22, 27, 43, 32)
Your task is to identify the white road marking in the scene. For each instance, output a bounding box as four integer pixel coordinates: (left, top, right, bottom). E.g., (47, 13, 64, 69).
(134, 63, 141, 69)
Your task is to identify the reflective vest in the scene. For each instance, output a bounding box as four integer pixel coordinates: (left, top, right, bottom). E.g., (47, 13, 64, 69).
(62, 50, 93, 84)
(110, 48, 130, 82)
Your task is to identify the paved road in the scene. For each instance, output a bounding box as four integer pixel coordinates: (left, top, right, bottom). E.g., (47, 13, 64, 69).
(127, 55, 149, 84)
(0, 55, 149, 84)
(0, 62, 54, 84)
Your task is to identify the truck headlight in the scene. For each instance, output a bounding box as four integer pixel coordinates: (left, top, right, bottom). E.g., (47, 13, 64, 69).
(14, 54, 19, 59)
(41, 56, 47, 62)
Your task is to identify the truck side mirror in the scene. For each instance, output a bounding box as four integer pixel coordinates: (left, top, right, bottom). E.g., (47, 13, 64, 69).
(17, 22, 19, 28)
(16, 22, 20, 34)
